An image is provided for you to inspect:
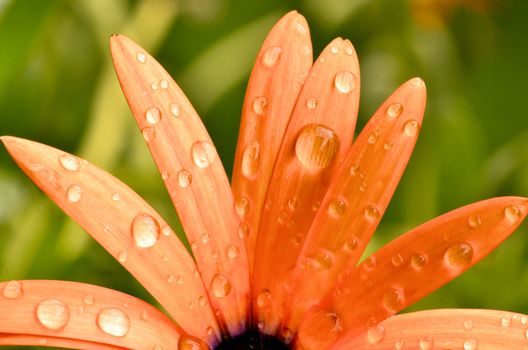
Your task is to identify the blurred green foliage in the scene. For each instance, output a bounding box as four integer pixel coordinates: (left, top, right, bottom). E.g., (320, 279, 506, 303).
(0, 0, 527, 348)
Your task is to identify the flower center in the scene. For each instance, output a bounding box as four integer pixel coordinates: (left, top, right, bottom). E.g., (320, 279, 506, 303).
(215, 331, 289, 350)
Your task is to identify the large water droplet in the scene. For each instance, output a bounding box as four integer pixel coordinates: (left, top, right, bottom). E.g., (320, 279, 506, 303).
(252, 96, 268, 115)
(178, 335, 209, 350)
(328, 197, 346, 218)
(177, 169, 192, 188)
(295, 124, 339, 169)
(36, 299, 70, 331)
(444, 243, 473, 268)
(145, 107, 162, 125)
(234, 196, 250, 216)
(59, 155, 80, 171)
(504, 205, 521, 222)
(97, 308, 130, 337)
(367, 324, 386, 345)
(67, 185, 82, 203)
(262, 46, 282, 67)
(383, 287, 404, 312)
(2, 280, 23, 299)
(334, 71, 356, 94)
(403, 119, 420, 137)
(211, 274, 231, 298)
(241, 141, 260, 179)
(131, 214, 160, 248)
(191, 141, 216, 169)
(257, 290, 272, 308)
(387, 103, 403, 118)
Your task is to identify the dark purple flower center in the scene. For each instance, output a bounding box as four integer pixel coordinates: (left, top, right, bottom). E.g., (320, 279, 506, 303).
(215, 331, 289, 350)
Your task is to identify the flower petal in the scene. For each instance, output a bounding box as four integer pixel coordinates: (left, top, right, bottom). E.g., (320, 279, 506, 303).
(298, 196, 528, 349)
(0, 334, 123, 350)
(252, 38, 360, 334)
(336, 309, 528, 349)
(231, 11, 313, 272)
(110, 35, 249, 335)
(0, 280, 181, 350)
(1, 137, 220, 344)
(284, 78, 426, 333)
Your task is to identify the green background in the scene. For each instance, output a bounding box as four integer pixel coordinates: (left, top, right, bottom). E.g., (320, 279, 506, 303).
(0, 0, 527, 348)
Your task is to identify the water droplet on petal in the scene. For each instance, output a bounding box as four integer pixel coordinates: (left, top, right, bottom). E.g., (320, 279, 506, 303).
(312, 249, 334, 269)
(178, 335, 209, 350)
(145, 107, 161, 125)
(238, 222, 249, 239)
(2, 280, 23, 299)
(142, 127, 156, 142)
(151, 83, 158, 90)
(175, 169, 192, 188)
(463, 339, 478, 350)
(444, 243, 473, 268)
(334, 71, 356, 94)
(368, 133, 378, 144)
(419, 337, 434, 350)
(395, 340, 405, 350)
(59, 155, 80, 171)
(262, 46, 282, 68)
(403, 119, 420, 137)
(383, 287, 404, 312)
(294, 22, 306, 35)
(234, 196, 250, 216)
(306, 98, 317, 109)
(241, 141, 260, 179)
(257, 290, 272, 308)
(387, 103, 403, 118)
(468, 215, 481, 228)
(464, 319, 473, 330)
(167, 274, 176, 283)
(295, 124, 339, 169)
(364, 204, 380, 220)
(330, 46, 340, 54)
(391, 254, 404, 267)
(504, 205, 521, 222)
(344, 236, 359, 252)
(131, 214, 160, 248)
(111, 193, 121, 201)
(367, 324, 386, 344)
(226, 244, 239, 259)
(177, 275, 185, 285)
(191, 141, 216, 169)
(252, 96, 268, 115)
(117, 251, 128, 263)
(328, 198, 346, 218)
(287, 197, 298, 210)
(383, 142, 393, 151)
(83, 295, 94, 305)
(160, 79, 169, 89)
(411, 254, 427, 269)
(501, 316, 512, 328)
(211, 274, 231, 298)
(170, 103, 180, 117)
(136, 52, 146, 63)
(201, 233, 210, 244)
(97, 308, 130, 337)
(36, 299, 70, 331)
(67, 185, 82, 203)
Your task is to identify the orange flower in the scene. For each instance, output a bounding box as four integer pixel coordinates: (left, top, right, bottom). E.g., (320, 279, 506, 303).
(1, 11, 527, 350)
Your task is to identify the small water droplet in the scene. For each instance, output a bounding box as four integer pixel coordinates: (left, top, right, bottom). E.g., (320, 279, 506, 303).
(170, 103, 180, 117)
(234, 196, 250, 216)
(411, 254, 427, 269)
(419, 337, 434, 350)
(383, 287, 404, 312)
(142, 127, 156, 142)
(395, 340, 405, 350)
(160, 79, 169, 89)
(403, 119, 420, 137)
(97, 308, 130, 337)
(252, 96, 268, 115)
(364, 204, 380, 220)
(504, 205, 521, 222)
(344, 46, 353, 55)
(136, 52, 146, 63)
(174, 169, 192, 188)
(387, 103, 403, 118)
(306, 98, 317, 109)
(281, 327, 293, 342)
(111, 193, 121, 201)
(201, 233, 210, 244)
(328, 198, 346, 218)
(241, 141, 260, 179)
(367, 324, 386, 344)
(59, 155, 80, 171)
(131, 214, 160, 248)
(501, 316, 512, 328)
(384, 142, 393, 150)
(287, 197, 298, 210)
(145, 107, 162, 125)
(350, 164, 361, 176)
(330, 46, 340, 54)
(312, 201, 321, 211)
(117, 251, 128, 263)
(83, 295, 94, 305)
(344, 236, 359, 252)
(334, 71, 356, 94)
(367, 133, 378, 144)
(238, 222, 249, 238)
(300, 45, 311, 56)
(36, 299, 70, 331)
(463, 339, 478, 350)
(257, 290, 272, 308)
(277, 211, 288, 225)
(391, 254, 404, 267)
(177, 275, 185, 285)
(2, 281, 23, 299)
(444, 243, 473, 268)
(312, 249, 334, 269)
(167, 274, 176, 283)
(364, 256, 377, 271)
(191, 141, 216, 169)
(468, 215, 481, 228)
(67, 185, 82, 203)
(211, 274, 231, 298)
(151, 83, 158, 90)
(295, 124, 339, 169)
(226, 244, 239, 259)
(262, 46, 282, 67)
(161, 226, 172, 237)
(464, 319, 473, 330)
(294, 22, 306, 35)
(199, 296, 207, 307)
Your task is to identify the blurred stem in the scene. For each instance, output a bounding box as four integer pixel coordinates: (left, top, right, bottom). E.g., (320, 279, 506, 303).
(43, 0, 177, 265)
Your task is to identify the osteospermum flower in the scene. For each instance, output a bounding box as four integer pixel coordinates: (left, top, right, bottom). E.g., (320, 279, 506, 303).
(1, 11, 527, 350)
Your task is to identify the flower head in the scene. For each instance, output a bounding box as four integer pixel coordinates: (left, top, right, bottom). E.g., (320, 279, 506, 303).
(1, 11, 527, 350)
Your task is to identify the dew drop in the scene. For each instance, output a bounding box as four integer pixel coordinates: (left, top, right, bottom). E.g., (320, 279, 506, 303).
(151, 83, 158, 90)
(59, 155, 80, 171)
(463, 339, 478, 350)
(387, 103, 403, 118)
(67, 185, 82, 203)
(201, 233, 210, 244)
(330, 46, 340, 54)
(226, 244, 239, 259)
(344, 236, 359, 252)
(145, 107, 161, 125)
(252, 96, 268, 116)
(294, 22, 306, 35)
(312, 201, 321, 211)
(131, 214, 160, 248)
(391, 254, 404, 267)
(160, 79, 169, 89)
(161, 226, 172, 237)
(142, 127, 156, 142)
(312, 249, 333, 269)
(395, 340, 405, 350)
(257, 290, 272, 308)
(300, 45, 311, 56)
(384, 142, 393, 151)
(262, 46, 282, 67)
(334, 71, 356, 94)
(419, 337, 434, 350)
(177, 275, 185, 285)
(117, 251, 128, 263)
(277, 211, 288, 225)
(364, 256, 377, 271)
(2, 280, 23, 299)
(403, 119, 420, 137)
(191, 141, 216, 169)
(287, 197, 298, 210)
(241, 141, 260, 179)
(111, 193, 121, 201)
(136, 52, 146, 63)
(368, 133, 378, 144)
(504, 205, 521, 222)
(36, 299, 70, 331)
(238, 222, 250, 239)
(364, 204, 380, 220)
(464, 319, 473, 330)
(411, 254, 427, 269)
(211, 274, 231, 298)
(175, 169, 192, 188)
(468, 215, 481, 228)
(234, 196, 250, 216)
(444, 243, 473, 268)
(295, 124, 339, 169)
(501, 316, 512, 328)
(383, 287, 404, 312)
(367, 324, 386, 345)
(350, 164, 362, 176)
(306, 98, 317, 109)
(199, 296, 207, 307)
(97, 308, 130, 337)
(82, 295, 94, 305)
(327, 198, 346, 218)
(170, 103, 180, 117)
(167, 274, 176, 283)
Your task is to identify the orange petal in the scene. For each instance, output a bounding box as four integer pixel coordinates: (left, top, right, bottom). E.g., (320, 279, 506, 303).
(336, 309, 528, 349)
(284, 78, 426, 332)
(0, 334, 123, 350)
(298, 196, 528, 349)
(0, 280, 181, 350)
(252, 38, 360, 334)
(231, 11, 313, 273)
(111, 34, 249, 336)
(1, 137, 219, 344)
